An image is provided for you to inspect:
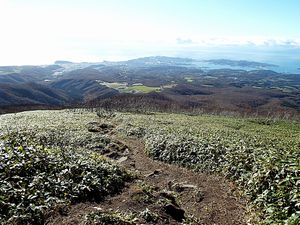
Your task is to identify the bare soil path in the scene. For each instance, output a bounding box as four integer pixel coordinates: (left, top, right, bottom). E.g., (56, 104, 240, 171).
(47, 130, 246, 225)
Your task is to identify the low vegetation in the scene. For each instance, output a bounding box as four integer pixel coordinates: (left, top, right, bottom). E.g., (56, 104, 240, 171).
(0, 110, 130, 224)
(83, 210, 134, 225)
(117, 112, 300, 224)
(1, 109, 299, 224)
(99, 81, 162, 93)
(125, 85, 161, 93)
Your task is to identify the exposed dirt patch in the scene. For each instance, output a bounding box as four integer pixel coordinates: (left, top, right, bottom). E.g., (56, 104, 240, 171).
(46, 125, 246, 225)
(115, 137, 246, 225)
(87, 121, 115, 134)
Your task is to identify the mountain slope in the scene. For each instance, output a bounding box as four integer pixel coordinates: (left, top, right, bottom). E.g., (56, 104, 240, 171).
(0, 65, 62, 82)
(0, 82, 70, 106)
(49, 79, 118, 101)
(0, 56, 299, 115)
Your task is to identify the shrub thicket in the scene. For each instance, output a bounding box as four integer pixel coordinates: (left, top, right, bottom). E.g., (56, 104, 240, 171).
(0, 134, 129, 224)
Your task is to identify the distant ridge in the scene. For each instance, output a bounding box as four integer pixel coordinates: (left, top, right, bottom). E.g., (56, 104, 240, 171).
(204, 59, 278, 68)
(54, 60, 73, 64)
(123, 56, 194, 66)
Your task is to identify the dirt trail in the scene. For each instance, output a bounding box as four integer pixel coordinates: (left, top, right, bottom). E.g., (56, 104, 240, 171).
(48, 133, 246, 224)
(118, 137, 246, 224)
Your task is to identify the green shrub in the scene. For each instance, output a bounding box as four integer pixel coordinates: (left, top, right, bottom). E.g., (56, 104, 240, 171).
(118, 113, 300, 224)
(83, 211, 133, 225)
(0, 135, 130, 225)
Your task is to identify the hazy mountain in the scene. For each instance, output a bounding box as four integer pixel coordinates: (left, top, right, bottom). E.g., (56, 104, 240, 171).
(204, 59, 278, 68)
(54, 60, 74, 64)
(122, 56, 195, 66)
(0, 65, 62, 81)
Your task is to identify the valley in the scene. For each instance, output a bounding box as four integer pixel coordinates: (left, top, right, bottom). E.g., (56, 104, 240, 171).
(0, 56, 299, 224)
(1, 1, 299, 224)
(0, 56, 299, 118)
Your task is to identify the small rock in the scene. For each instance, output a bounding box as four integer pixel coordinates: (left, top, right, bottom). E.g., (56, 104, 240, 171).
(117, 156, 128, 163)
(106, 151, 120, 159)
(123, 148, 130, 155)
(91, 146, 110, 154)
(172, 182, 197, 192)
(93, 207, 103, 211)
(106, 142, 128, 153)
(195, 190, 204, 202)
(167, 180, 175, 190)
(172, 183, 184, 192)
(87, 122, 114, 133)
(181, 184, 197, 189)
(146, 169, 161, 177)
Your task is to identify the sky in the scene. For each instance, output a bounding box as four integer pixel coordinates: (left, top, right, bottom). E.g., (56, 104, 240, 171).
(0, 0, 300, 65)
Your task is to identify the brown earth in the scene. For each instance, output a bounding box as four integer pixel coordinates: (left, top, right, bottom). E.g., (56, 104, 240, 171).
(46, 124, 247, 225)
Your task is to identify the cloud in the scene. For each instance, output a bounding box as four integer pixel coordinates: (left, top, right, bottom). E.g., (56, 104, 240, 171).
(176, 38, 194, 45)
(175, 36, 300, 47)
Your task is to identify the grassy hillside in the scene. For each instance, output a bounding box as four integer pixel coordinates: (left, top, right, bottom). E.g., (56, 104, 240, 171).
(0, 109, 299, 224)
(0, 110, 131, 224)
(117, 112, 300, 224)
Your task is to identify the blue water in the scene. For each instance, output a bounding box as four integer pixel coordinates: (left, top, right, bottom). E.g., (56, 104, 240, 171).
(193, 60, 299, 74)
(174, 46, 300, 74)
(99, 44, 300, 74)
